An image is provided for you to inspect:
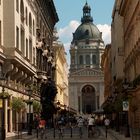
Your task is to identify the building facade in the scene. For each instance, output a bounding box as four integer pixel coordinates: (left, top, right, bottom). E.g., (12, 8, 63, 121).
(101, 44, 112, 101)
(102, 0, 140, 139)
(0, 0, 58, 134)
(52, 28, 69, 110)
(69, 2, 105, 115)
(119, 0, 140, 138)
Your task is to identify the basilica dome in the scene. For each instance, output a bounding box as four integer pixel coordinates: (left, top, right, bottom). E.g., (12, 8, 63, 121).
(73, 2, 102, 41)
(73, 23, 101, 41)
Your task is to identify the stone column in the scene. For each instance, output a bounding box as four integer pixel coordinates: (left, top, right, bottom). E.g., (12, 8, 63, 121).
(83, 55, 86, 66)
(90, 53, 92, 65)
(9, 97, 13, 132)
(80, 94, 83, 115)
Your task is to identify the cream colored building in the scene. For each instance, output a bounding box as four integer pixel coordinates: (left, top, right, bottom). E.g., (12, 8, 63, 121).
(52, 29, 69, 109)
(0, 0, 58, 135)
(69, 2, 105, 115)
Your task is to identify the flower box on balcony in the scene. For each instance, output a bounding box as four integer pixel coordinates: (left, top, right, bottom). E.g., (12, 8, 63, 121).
(0, 92, 10, 99)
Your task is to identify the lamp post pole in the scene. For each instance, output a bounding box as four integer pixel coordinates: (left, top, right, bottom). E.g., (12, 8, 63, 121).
(125, 111, 130, 137)
(26, 86, 33, 135)
(56, 100, 60, 117)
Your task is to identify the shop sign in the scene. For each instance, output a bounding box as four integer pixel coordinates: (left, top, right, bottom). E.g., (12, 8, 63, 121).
(123, 101, 129, 111)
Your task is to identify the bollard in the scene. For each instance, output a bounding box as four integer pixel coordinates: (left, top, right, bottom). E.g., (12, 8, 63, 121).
(70, 126, 72, 138)
(105, 126, 108, 138)
(53, 127, 55, 138)
(36, 128, 38, 138)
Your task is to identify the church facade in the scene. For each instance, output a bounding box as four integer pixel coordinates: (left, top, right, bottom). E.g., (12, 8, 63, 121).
(69, 2, 105, 115)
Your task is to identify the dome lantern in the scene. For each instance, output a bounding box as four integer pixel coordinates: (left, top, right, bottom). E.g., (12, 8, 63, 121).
(81, 1, 93, 23)
(72, 2, 103, 42)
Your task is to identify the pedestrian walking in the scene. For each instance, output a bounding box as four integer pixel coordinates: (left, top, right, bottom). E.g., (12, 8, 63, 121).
(39, 119, 46, 139)
(77, 116, 85, 138)
(87, 115, 96, 137)
(33, 114, 40, 138)
(104, 117, 110, 138)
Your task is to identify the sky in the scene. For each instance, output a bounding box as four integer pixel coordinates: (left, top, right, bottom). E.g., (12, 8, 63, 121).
(53, 0, 115, 65)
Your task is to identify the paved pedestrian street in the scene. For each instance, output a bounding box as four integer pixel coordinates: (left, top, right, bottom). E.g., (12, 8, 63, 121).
(6, 126, 132, 140)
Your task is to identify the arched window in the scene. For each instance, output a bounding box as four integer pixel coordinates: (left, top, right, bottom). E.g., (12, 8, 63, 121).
(20, 0, 24, 23)
(79, 55, 83, 64)
(92, 55, 96, 64)
(29, 13, 32, 34)
(86, 55, 90, 65)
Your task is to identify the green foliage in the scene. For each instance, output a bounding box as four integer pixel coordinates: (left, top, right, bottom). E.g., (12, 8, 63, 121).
(31, 84, 40, 93)
(40, 81, 58, 119)
(0, 92, 10, 99)
(113, 96, 123, 112)
(41, 102, 57, 119)
(103, 103, 115, 114)
(11, 97, 26, 113)
(33, 100, 41, 113)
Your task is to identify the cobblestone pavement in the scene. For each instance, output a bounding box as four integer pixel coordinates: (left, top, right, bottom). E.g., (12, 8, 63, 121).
(6, 126, 132, 140)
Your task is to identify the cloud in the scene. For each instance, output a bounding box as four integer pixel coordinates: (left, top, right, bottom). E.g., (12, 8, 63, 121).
(58, 20, 80, 43)
(97, 24, 111, 45)
(64, 42, 71, 53)
(58, 21, 111, 46)
(64, 43, 71, 67)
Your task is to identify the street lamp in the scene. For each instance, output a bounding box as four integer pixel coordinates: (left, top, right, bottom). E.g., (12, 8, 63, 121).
(56, 100, 60, 112)
(53, 100, 60, 138)
(122, 78, 130, 137)
(26, 86, 33, 135)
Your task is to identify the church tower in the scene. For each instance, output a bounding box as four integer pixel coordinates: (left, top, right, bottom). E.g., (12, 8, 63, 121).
(69, 2, 105, 115)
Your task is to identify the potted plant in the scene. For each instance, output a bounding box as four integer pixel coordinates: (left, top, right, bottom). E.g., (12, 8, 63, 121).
(0, 91, 10, 99)
(33, 101, 41, 114)
(11, 97, 26, 133)
(11, 97, 26, 112)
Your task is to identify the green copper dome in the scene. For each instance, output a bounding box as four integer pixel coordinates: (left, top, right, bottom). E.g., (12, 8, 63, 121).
(73, 23, 101, 40)
(73, 2, 102, 41)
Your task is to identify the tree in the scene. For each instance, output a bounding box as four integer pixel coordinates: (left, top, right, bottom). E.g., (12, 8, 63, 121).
(33, 100, 41, 114)
(11, 97, 26, 113)
(40, 79, 57, 120)
(11, 97, 26, 132)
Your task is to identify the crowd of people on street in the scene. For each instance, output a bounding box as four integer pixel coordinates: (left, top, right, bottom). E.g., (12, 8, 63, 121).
(32, 113, 110, 138)
(33, 113, 110, 128)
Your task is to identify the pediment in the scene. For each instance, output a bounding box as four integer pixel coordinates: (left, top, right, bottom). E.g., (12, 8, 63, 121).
(70, 68, 104, 76)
